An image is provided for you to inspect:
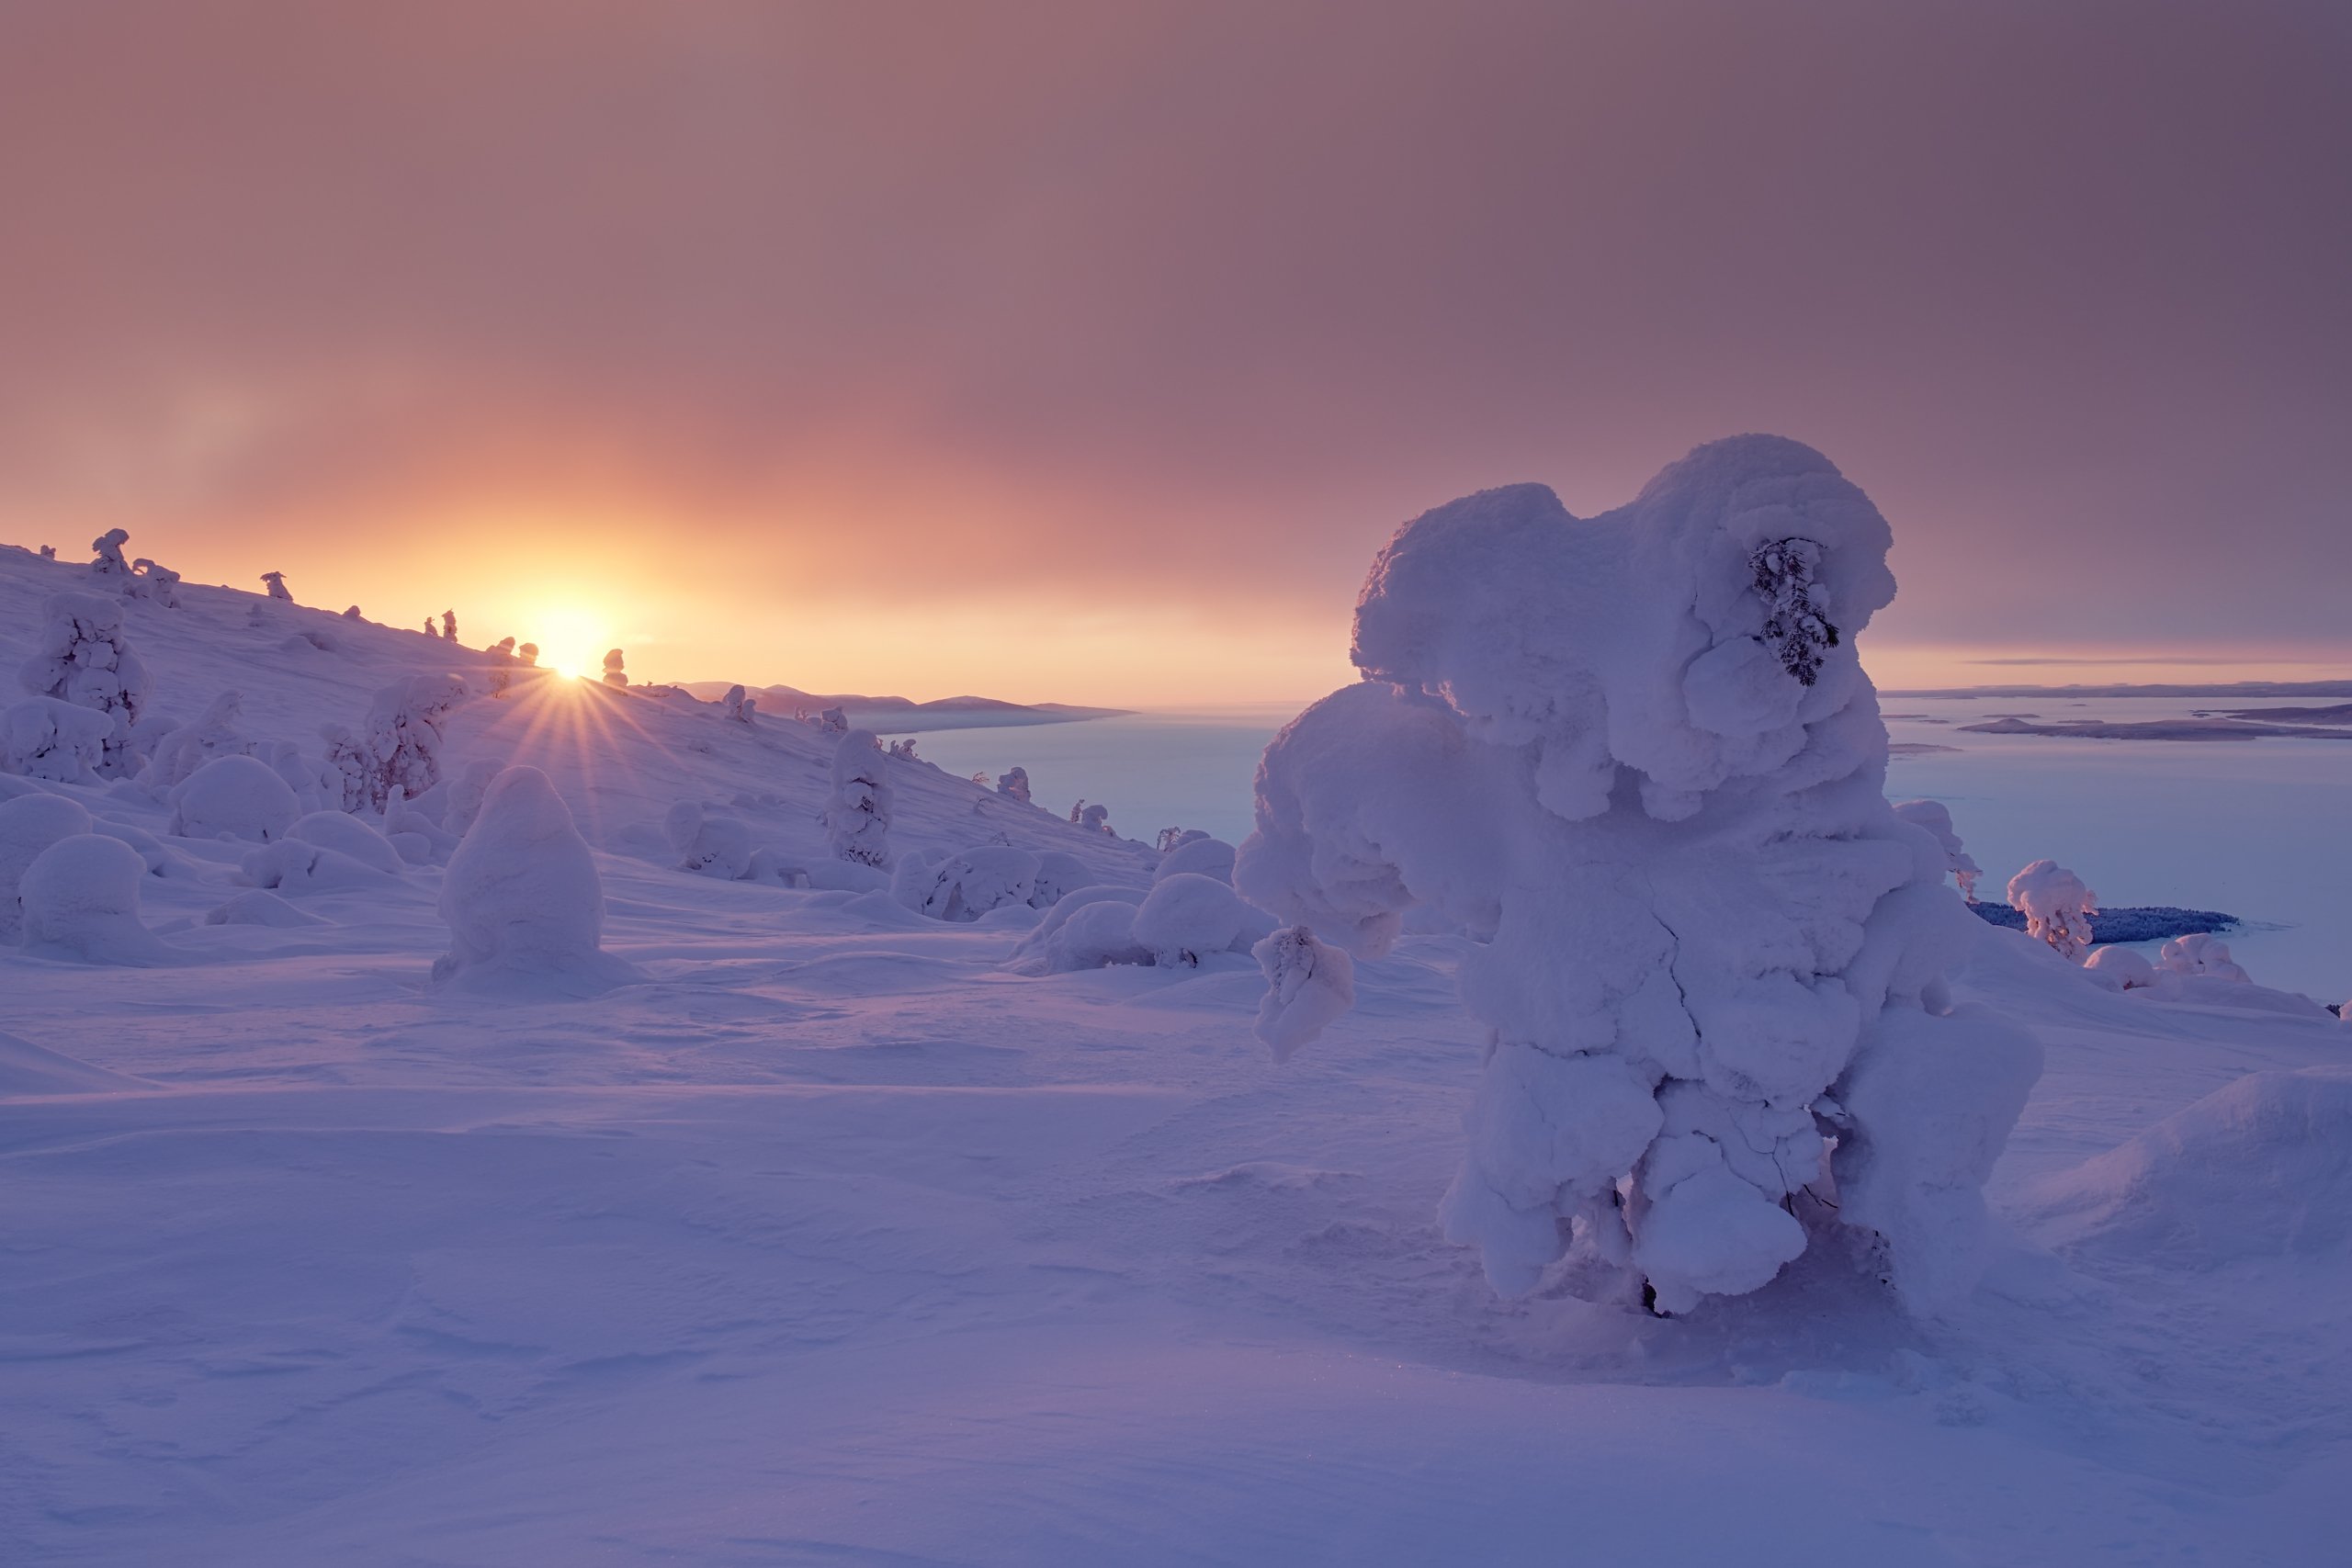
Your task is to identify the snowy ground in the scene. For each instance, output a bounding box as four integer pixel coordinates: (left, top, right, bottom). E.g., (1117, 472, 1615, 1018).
(4, 548, 2347, 1565)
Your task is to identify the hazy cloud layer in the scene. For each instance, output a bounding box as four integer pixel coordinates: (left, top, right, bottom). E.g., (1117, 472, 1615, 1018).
(3, 2, 2346, 698)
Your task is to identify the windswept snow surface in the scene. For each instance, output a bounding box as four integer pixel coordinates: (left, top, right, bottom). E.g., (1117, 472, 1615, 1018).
(1, 544, 2347, 1564)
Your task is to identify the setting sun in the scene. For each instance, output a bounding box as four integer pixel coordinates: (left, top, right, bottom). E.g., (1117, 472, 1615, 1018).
(524, 604, 614, 684)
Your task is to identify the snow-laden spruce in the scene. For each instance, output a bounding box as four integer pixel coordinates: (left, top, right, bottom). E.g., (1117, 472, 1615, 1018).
(1235, 434, 2042, 1315)
(996, 766, 1032, 805)
(17, 592, 151, 777)
(434, 766, 637, 993)
(1892, 799, 1982, 902)
(826, 730, 892, 866)
(2007, 859, 2096, 961)
(360, 675, 465, 810)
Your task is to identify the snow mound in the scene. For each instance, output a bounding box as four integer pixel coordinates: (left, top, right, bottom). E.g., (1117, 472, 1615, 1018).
(1131, 872, 1266, 968)
(288, 810, 406, 874)
(1, 792, 96, 942)
(434, 766, 639, 994)
(170, 754, 300, 842)
(204, 889, 330, 928)
(1892, 798, 1982, 901)
(2155, 932, 2248, 983)
(18, 833, 168, 964)
(2033, 1067, 2352, 1266)
(1156, 836, 1238, 884)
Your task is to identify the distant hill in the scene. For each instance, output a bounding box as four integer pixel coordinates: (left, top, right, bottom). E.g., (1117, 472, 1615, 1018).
(680, 682, 1128, 733)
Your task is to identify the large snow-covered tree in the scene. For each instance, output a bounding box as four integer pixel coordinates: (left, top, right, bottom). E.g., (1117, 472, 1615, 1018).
(1235, 434, 2041, 1317)
(17, 592, 151, 778)
(825, 729, 893, 866)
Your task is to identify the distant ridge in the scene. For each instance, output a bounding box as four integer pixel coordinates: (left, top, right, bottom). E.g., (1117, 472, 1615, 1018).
(680, 681, 1128, 732)
(1882, 680, 2352, 699)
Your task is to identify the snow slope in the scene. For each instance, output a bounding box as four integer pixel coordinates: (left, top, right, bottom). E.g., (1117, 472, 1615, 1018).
(3, 544, 2346, 1565)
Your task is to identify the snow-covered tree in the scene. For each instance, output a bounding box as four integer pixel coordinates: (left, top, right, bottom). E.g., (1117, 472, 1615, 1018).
(127, 558, 181, 607)
(816, 705, 848, 735)
(343, 605, 363, 619)
(888, 738, 919, 760)
(17, 592, 150, 777)
(2007, 859, 2096, 961)
(907, 847, 1040, 920)
(1156, 827, 1210, 854)
(1235, 435, 2042, 1316)
(1069, 800, 1112, 835)
(434, 765, 634, 991)
(825, 729, 892, 865)
(1252, 925, 1355, 1062)
(1, 699, 114, 782)
(721, 684, 757, 723)
(359, 674, 465, 810)
(442, 610, 458, 642)
(1893, 798, 1983, 901)
(2155, 932, 2251, 983)
(602, 649, 628, 688)
(37, 544, 54, 559)
(517, 642, 540, 668)
(665, 800, 755, 879)
(90, 528, 131, 576)
(141, 691, 254, 790)
(996, 766, 1032, 804)
(260, 570, 293, 601)
(423, 617, 438, 637)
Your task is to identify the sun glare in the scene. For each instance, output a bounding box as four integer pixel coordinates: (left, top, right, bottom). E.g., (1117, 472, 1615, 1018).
(526, 604, 615, 685)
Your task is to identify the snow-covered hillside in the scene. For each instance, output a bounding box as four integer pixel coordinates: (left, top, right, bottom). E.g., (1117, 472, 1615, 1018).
(3, 537, 2347, 1565)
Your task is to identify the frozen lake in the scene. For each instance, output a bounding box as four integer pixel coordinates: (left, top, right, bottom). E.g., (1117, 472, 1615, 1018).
(915, 692, 2352, 1003)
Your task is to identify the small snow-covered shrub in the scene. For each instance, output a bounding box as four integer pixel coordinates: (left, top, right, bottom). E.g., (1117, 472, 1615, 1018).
(1131, 872, 1260, 967)
(665, 800, 755, 879)
(1155, 836, 1236, 885)
(2007, 859, 2096, 961)
(1156, 827, 1209, 854)
(1069, 800, 1113, 835)
(320, 724, 371, 812)
(1892, 799, 1982, 902)
(1252, 926, 1356, 1061)
(360, 674, 465, 810)
(288, 810, 405, 874)
(141, 691, 255, 790)
(435, 766, 634, 991)
(1028, 851, 1091, 909)
(17, 592, 150, 777)
(2154, 932, 2250, 983)
(17, 833, 165, 964)
(170, 754, 299, 842)
(911, 847, 1041, 921)
(827, 730, 892, 866)
(1, 793, 96, 941)
(90, 528, 132, 576)
(1236, 435, 2041, 1316)
(2, 698, 114, 782)
(2084, 945, 2158, 989)
(996, 766, 1032, 804)
(816, 705, 848, 736)
(260, 570, 293, 601)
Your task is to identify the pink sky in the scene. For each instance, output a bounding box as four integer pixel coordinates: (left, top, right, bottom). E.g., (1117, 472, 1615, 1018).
(3, 2, 2346, 703)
